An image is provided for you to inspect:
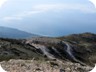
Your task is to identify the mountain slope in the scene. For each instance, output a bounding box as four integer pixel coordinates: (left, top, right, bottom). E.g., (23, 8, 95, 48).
(58, 32, 96, 65)
(25, 33, 96, 66)
(0, 33, 96, 72)
(0, 37, 92, 72)
(0, 33, 95, 66)
(0, 26, 38, 39)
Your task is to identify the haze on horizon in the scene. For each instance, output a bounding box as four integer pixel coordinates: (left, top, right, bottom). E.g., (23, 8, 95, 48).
(0, 0, 96, 37)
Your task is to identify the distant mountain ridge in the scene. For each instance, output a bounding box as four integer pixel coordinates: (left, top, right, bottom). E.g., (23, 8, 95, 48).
(0, 26, 38, 39)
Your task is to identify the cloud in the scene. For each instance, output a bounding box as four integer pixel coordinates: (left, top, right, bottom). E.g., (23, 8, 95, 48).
(2, 3, 96, 22)
(3, 17, 22, 21)
(2, 10, 43, 21)
(16, 10, 43, 17)
(0, 0, 7, 8)
(31, 4, 96, 13)
(33, 4, 60, 11)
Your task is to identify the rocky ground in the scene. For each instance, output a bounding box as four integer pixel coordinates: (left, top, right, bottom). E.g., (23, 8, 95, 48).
(0, 59, 92, 72)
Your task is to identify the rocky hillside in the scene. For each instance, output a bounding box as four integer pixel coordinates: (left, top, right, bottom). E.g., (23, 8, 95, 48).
(0, 33, 96, 72)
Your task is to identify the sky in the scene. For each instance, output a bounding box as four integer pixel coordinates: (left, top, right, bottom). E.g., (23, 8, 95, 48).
(0, 0, 96, 36)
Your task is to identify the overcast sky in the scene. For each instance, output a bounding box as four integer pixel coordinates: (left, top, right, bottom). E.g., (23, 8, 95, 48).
(0, 0, 96, 36)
